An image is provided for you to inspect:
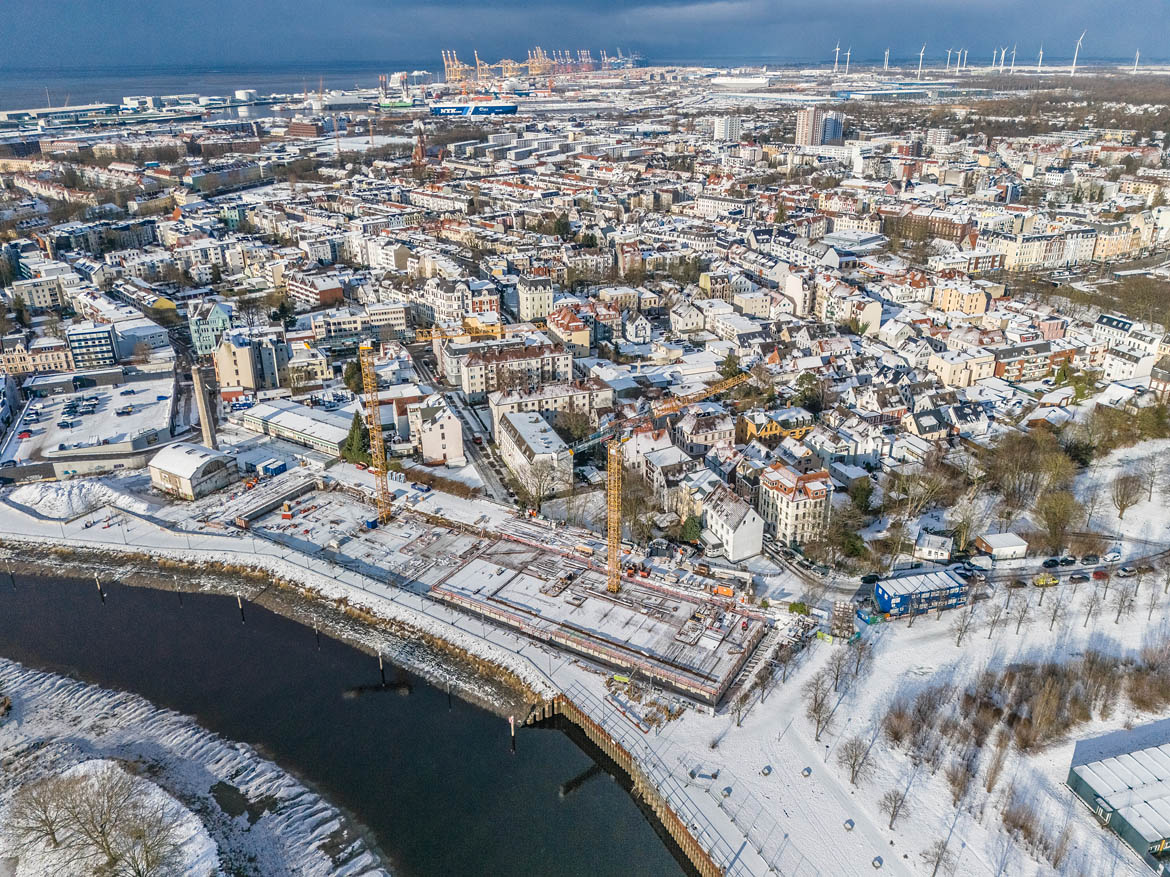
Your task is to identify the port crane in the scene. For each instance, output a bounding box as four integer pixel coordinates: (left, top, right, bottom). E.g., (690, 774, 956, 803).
(571, 372, 749, 593)
(359, 342, 393, 524)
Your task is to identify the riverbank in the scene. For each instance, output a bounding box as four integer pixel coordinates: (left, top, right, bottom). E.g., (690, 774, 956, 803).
(0, 543, 533, 719)
(0, 657, 391, 877)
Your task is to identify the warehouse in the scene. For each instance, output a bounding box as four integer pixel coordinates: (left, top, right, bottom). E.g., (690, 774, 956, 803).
(1068, 737, 1170, 872)
(872, 569, 968, 618)
(149, 441, 239, 500)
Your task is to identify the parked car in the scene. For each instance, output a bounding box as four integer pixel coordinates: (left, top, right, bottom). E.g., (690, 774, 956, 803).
(1042, 558, 1060, 569)
(860, 574, 880, 585)
(1058, 556, 1076, 567)
(1103, 550, 1122, 563)
(1080, 554, 1099, 565)
(1117, 566, 1138, 578)
(1092, 569, 1110, 581)
(1069, 573, 1090, 584)
(17, 431, 31, 439)
(1033, 573, 1058, 587)
(473, 435, 483, 445)
(1008, 578, 1028, 589)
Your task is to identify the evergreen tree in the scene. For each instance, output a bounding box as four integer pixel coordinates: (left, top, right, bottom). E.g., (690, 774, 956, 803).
(341, 411, 371, 464)
(343, 360, 364, 394)
(720, 351, 741, 379)
(681, 515, 702, 543)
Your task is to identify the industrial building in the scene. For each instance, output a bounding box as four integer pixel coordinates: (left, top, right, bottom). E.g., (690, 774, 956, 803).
(1068, 734, 1170, 873)
(148, 441, 240, 500)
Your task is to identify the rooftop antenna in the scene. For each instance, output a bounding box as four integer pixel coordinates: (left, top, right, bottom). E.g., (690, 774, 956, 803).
(917, 44, 926, 80)
(1133, 49, 1140, 74)
(945, 48, 953, 72)
(883, 48, 889, 72)
(833, 41, 840, 74)
(844, 47, 851, 75)
(1010, 45, 1016, 75)
(1071, 30, 1085, 77)
(1037, 44, 1044, 72)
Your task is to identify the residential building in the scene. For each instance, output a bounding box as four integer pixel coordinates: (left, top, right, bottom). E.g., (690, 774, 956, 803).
(497, 411, 572, 499)
(757, 462, 833, 545)
(213, 330, 290, 392)
(702, 484, 763, 562)
(406, 393, 466, 466)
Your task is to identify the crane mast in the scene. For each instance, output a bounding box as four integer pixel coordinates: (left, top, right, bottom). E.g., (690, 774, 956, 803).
(359, 343, 393, 523)
(592, 372, 749, 593)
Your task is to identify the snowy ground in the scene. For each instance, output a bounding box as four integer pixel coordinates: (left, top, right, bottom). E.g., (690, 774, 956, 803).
(0, 758, 219, 877)
(2, 467, 1167, 876)
(7, 477, 155, 520)
(1072, 438, 1170, 547)
(653, 574, 1169, 877)
(0, 659, 389, 877)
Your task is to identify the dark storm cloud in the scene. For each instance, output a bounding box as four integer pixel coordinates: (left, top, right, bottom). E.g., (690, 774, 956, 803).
(3, 0, 1164, 68)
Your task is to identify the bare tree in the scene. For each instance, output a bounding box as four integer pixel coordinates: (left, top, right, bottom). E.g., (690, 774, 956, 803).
(1082, 476, 1104, 528)
(921, 838, 956, 877)
(986, 597, 1007, 639)
(836, 736, 874, 786)
(803, 670, 834, 741)
(1083, 589, 1102, 628)
(1113, 582, 1137, 624)
(945, 753, 977, 806)
(826, 647, 851, 693)
(1147, 585, 1162, 621)
(1138, 454, 1164, 502)
(59, 762, 139, 868)
(1012, 598, 1032, 635)
(7, 775, 77, 852)
(880, 786, 911, 829)
(773, 645, 795, 683)
(985, 730, 1010, 793)
(850, 637, 873, 678)
(951, 601, 979, 647)
(1111, 472, 1144, 521)
(1048, 591, 1068, 631)
(115, 800, 185, 877)
(526, 459, 561, 512)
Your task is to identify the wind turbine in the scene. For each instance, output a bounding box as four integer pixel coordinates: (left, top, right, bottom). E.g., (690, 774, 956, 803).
(844, 47, 851, 75)
(1010, 45, 1016, 75)
(1133, 49, 1140, 74)
(961, 49, 967, 70)
(884, 48, 890, 72)
(999, 46, 1008, 73)
(833, 42, 841, 74)
(992, 48, 998, 70)
(1037, 44, 1044, 72)
(946, 48, 953, 72)
(917, 44, 926, 80)
(1070, 31, 1085, 76)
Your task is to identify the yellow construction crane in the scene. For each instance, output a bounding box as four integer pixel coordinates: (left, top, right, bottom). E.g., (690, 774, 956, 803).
(575, 372, 750, 593)
(359, 343, 393, 524)
(412, 318, 546, 343)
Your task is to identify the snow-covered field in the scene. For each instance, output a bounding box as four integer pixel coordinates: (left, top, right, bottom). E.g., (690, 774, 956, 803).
(654, 575, 1169, 876)
(0, 659, 389, 877)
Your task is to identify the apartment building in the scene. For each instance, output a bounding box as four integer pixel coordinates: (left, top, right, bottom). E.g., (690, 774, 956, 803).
(487, 379, 614, 437)
(497, 411, 572, 499)
(213, 330, 290, 392)
(406, 393, 465, 466)
(757, 462, 833, 546)
(459, 343, 572, 402)
(0, 335, 74, 377)
(517, 276, 554, 321)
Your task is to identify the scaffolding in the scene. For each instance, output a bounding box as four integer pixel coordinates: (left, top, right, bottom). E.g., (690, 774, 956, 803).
(359, 343, 393, 523)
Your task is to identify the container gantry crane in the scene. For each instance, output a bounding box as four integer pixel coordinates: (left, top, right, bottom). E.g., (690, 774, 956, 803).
(572, 372, 750, 593)
(359, 342, 393, 524)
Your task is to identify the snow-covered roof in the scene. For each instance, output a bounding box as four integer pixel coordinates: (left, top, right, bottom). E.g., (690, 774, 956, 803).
(148, 441, 232, 480)
(1073, 743, 1170, 843)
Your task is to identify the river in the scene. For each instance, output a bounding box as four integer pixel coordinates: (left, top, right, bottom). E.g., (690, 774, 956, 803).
(0, 572, 687, 877)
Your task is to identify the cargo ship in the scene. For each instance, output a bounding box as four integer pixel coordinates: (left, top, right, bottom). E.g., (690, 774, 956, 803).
(429, 99, 518, 116)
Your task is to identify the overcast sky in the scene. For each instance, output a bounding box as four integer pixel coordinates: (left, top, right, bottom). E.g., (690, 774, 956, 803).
(4, 0, 1163, 69)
